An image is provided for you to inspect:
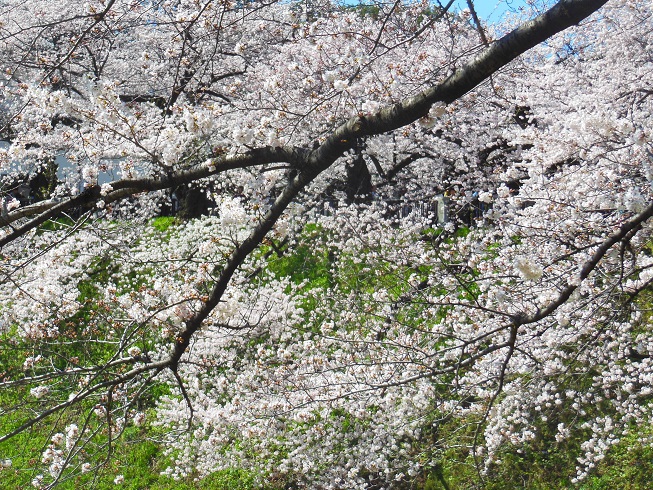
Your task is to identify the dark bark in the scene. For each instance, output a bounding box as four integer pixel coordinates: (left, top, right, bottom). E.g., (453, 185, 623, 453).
(345, 153, 373, 202)
(174, 185, 213, 220)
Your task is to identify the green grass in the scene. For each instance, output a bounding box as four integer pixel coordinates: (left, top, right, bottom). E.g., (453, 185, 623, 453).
(580, 425, 653, 490)
(150, 216, 178, 233)
(0, 437, 266, 489)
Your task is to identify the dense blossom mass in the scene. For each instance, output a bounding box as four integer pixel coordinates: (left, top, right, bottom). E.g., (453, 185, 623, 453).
(1, 0, 652, 488)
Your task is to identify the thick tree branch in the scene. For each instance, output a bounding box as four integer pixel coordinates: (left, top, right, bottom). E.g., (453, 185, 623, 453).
(0, 146, 306, 243)
(310, 0, 608, 169)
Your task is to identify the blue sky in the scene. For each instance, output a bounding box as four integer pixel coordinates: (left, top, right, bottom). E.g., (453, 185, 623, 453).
(452, 0, 529, 23)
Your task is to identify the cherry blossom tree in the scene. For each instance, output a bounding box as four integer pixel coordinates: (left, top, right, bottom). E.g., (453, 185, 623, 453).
(4, 0, 652, 488)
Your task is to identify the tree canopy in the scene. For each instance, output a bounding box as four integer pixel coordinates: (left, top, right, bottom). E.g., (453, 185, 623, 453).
(2, 0, 652, 488)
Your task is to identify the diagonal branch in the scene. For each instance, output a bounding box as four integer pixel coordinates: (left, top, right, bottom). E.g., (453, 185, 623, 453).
(310, 0, 609, 170)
